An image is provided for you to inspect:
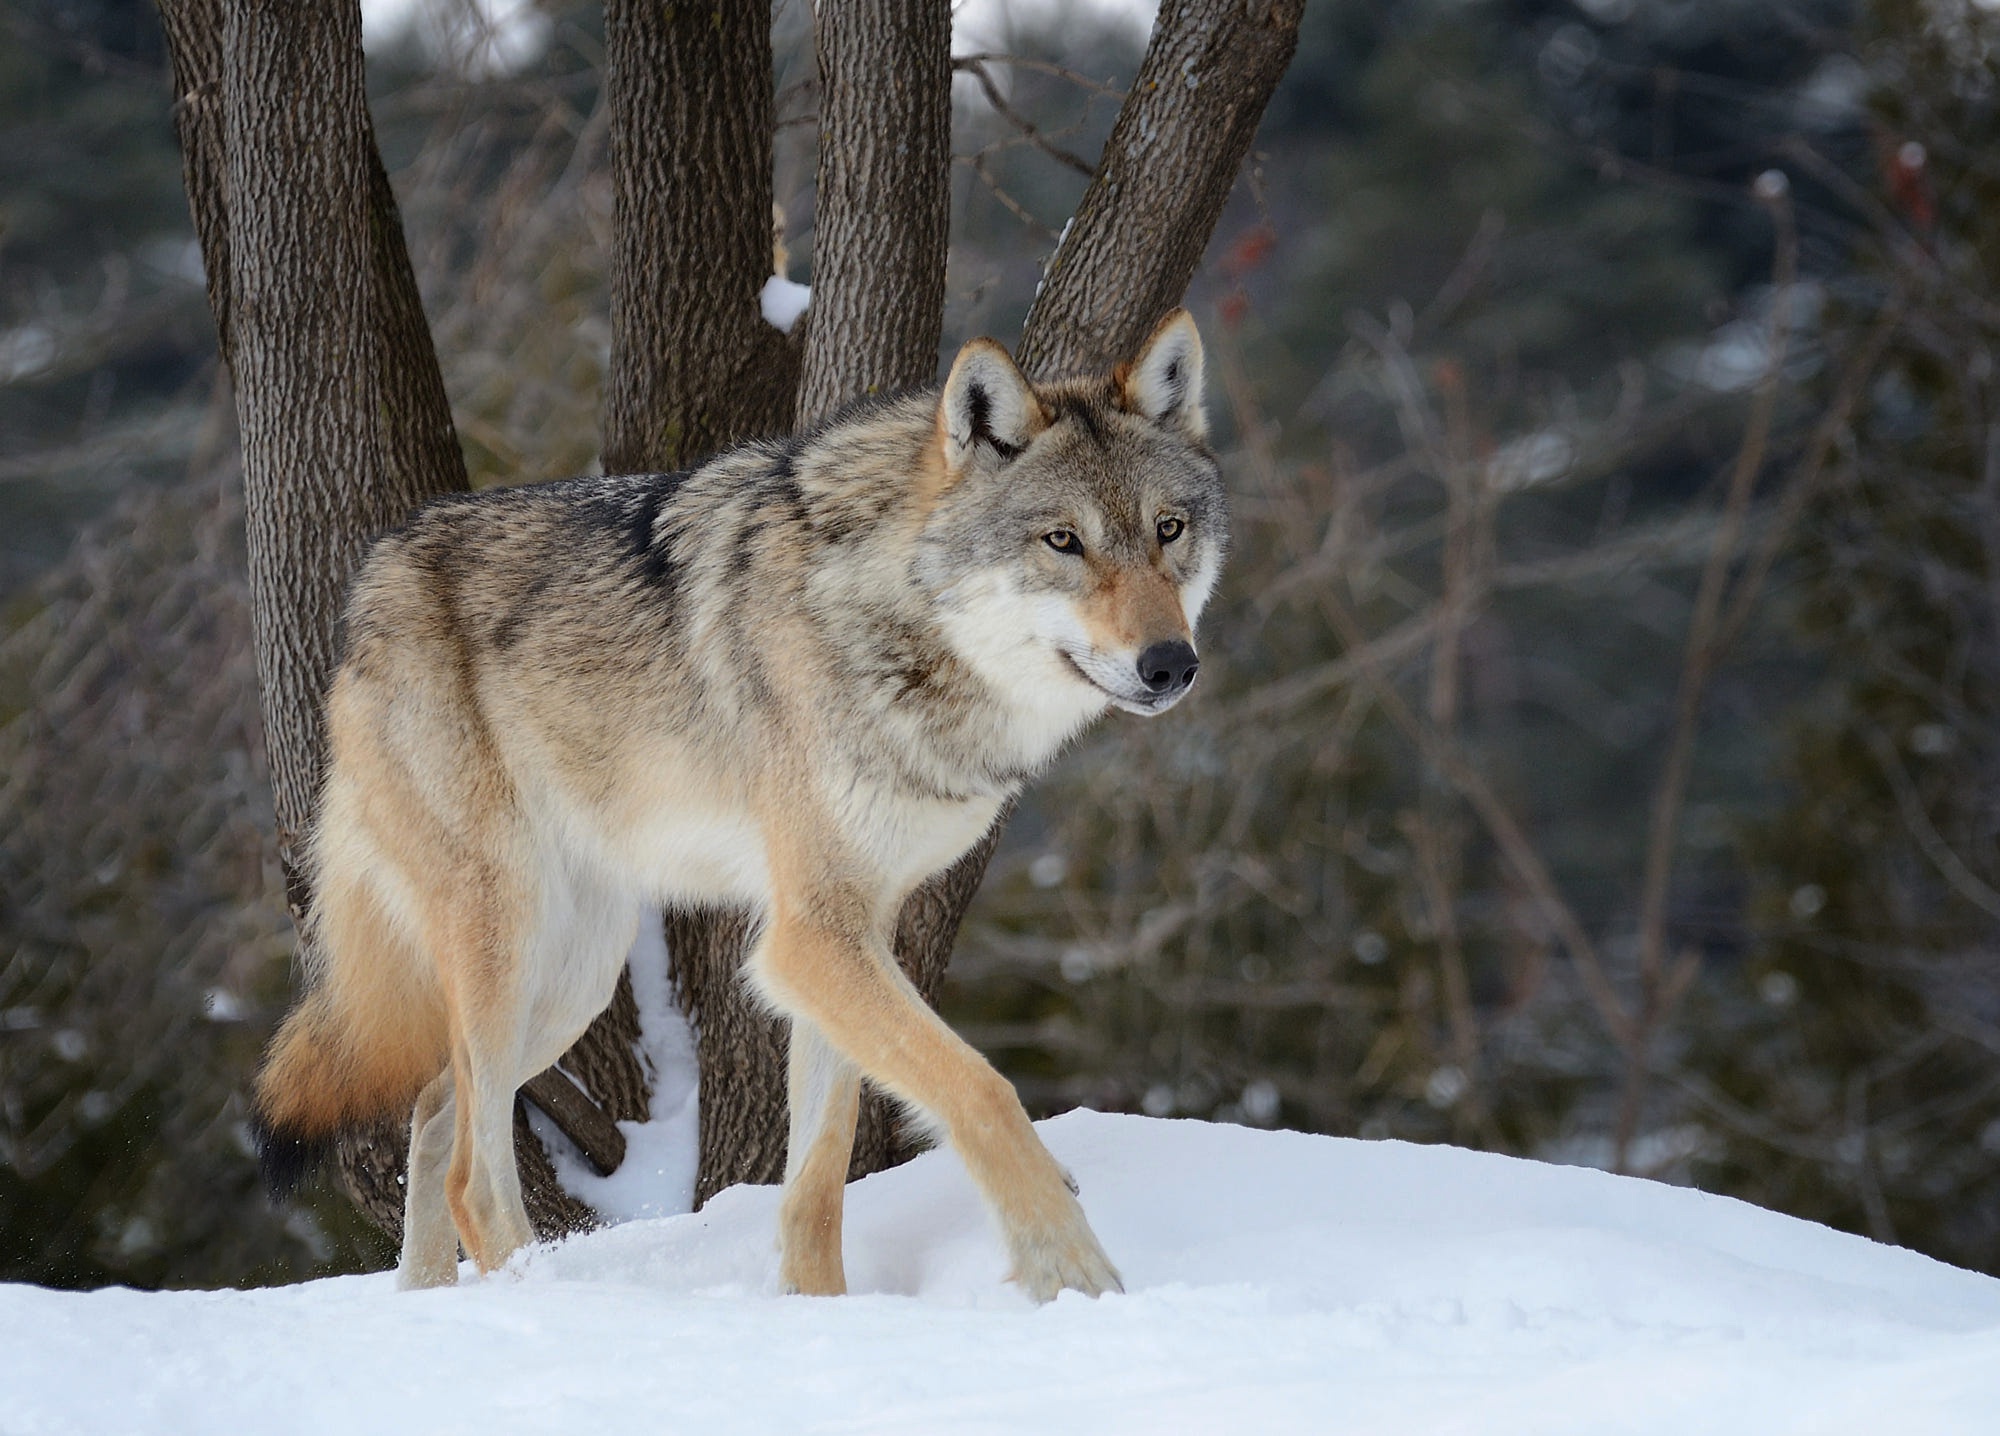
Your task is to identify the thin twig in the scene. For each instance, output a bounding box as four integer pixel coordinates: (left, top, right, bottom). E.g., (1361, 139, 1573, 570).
(951, 51, 1126, 99)
(957, 153, 1060, 239)
(955, 56, 1097, 176)
(1866, 725, 2000, 920)
(1712, 292, 1906, 655)
(1614, 179, 1796, 1171)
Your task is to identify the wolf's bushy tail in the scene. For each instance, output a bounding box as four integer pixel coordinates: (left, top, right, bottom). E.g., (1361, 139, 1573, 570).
(251, 981, 441, 1200)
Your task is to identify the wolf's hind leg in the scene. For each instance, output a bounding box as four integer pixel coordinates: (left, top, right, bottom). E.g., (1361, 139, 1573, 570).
(397, 1069, 459, 1290)
(754, 890, 1121, 1303)
(779, 1017, 861, 1296)
(430, 879, 536, 1275)
(444, 1022, 534, 1274)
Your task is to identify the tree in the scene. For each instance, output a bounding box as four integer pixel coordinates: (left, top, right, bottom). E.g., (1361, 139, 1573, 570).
(155, 0, 1301, 1241)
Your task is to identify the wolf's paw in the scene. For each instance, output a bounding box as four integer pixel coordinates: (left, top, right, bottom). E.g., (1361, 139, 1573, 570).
(1008, 1217, 1123, 1303)
(779, 1254, 848, 1298)
(395, 1255, 460, 1291)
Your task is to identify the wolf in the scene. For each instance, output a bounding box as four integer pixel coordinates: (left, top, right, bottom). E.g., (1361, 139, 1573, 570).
(251, 309, 1226, 1302)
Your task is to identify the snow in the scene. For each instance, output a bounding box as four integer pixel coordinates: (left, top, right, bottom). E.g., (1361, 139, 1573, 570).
(760, 276, 812, 336)
(7, 1113, 2000, 1434)
(526, 918, 700, 1222)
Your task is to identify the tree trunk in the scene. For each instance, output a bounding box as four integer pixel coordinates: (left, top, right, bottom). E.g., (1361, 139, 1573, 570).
(594, 0, 811, 1205)
(1018, 0, 1305, 379)
(652, 0, 1304, 1206)
(600, 0, 798, 471)
(671, 0, 958, 1203)
(793, 0, 952, 428)
(212, 0, 468, 879)
(159, 0, 634, 1243)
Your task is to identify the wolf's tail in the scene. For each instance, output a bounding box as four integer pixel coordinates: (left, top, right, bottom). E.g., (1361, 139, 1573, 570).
(251, 974, 443, 1200)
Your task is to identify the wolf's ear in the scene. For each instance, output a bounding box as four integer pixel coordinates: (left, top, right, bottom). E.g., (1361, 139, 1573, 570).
(1119, 308, 1207, 440)
(939, 338, 1044, 473)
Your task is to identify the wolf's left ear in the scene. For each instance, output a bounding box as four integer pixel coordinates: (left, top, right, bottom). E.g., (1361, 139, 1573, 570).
(1119, 308, 1207, 440)
(939, 338, 1045, 474)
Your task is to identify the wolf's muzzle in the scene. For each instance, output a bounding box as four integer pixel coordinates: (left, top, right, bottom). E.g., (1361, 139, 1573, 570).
(1137, 640, 1199, 696)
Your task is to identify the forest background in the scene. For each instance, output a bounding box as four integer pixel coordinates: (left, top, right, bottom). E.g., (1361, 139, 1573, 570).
(5, 0, 2000, 1290)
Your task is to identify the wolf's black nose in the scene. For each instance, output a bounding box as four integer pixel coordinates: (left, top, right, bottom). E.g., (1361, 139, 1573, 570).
(1137, 641, 1199, 694)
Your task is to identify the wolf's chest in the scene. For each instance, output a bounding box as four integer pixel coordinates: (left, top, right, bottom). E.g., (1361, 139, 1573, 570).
(821, 774, 1007, 893)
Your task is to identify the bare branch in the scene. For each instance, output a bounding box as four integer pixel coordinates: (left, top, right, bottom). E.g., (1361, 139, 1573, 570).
(961, 152, 1062, 238)
(955, 56, 1096, 176)
(1866, 726, 2000, 921)
(950, 51, 1127, 100)
(1615, 180, 1796, 1170)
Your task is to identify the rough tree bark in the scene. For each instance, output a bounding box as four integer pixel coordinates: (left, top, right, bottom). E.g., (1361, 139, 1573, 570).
(158, 0, 639, 1243)
(1018, 0, 1305, 379)
(793, 0, 952, 428)
(600, 0, 799, 471)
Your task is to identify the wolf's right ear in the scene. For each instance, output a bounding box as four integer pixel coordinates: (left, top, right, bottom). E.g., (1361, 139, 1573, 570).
(939, 338, 1045, 474)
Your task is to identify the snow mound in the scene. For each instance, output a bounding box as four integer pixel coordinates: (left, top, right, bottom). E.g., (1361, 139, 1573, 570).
(6, 1112, 1998, 1434)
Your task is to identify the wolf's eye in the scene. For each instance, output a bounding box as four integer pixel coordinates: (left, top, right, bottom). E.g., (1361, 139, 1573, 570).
(1157, 516, 1186, 545)
(1044, 530, 1083, 555)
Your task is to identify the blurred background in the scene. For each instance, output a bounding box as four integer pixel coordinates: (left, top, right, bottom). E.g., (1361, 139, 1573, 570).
(5, 0, 2000, 1289)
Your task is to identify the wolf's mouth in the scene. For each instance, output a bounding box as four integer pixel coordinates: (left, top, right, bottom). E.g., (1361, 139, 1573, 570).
(1058, 650, 1183, 715)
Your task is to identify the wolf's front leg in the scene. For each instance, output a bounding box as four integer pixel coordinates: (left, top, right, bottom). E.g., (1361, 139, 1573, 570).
(779, 1017, 861, 1295)
(754, 887, 1121, 1303)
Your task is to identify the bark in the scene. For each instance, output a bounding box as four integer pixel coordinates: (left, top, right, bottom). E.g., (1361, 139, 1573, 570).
(667, 908, 787, 1202)
(1017, 0, 1305, 379)
(212, 0, 469, 882)
(159, 0, 640, 1242)
(600, 0, 799, 471)
(594, 0, 799, 1201)
(793, 0, 953, 427)
(157, 0, 230, 366)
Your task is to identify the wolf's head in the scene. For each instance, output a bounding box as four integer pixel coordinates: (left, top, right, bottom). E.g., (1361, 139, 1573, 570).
(917, 310, 1227, 726)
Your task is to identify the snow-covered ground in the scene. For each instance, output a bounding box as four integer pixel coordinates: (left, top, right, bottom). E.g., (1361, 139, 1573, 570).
(5, 1112, 1998, 1435)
